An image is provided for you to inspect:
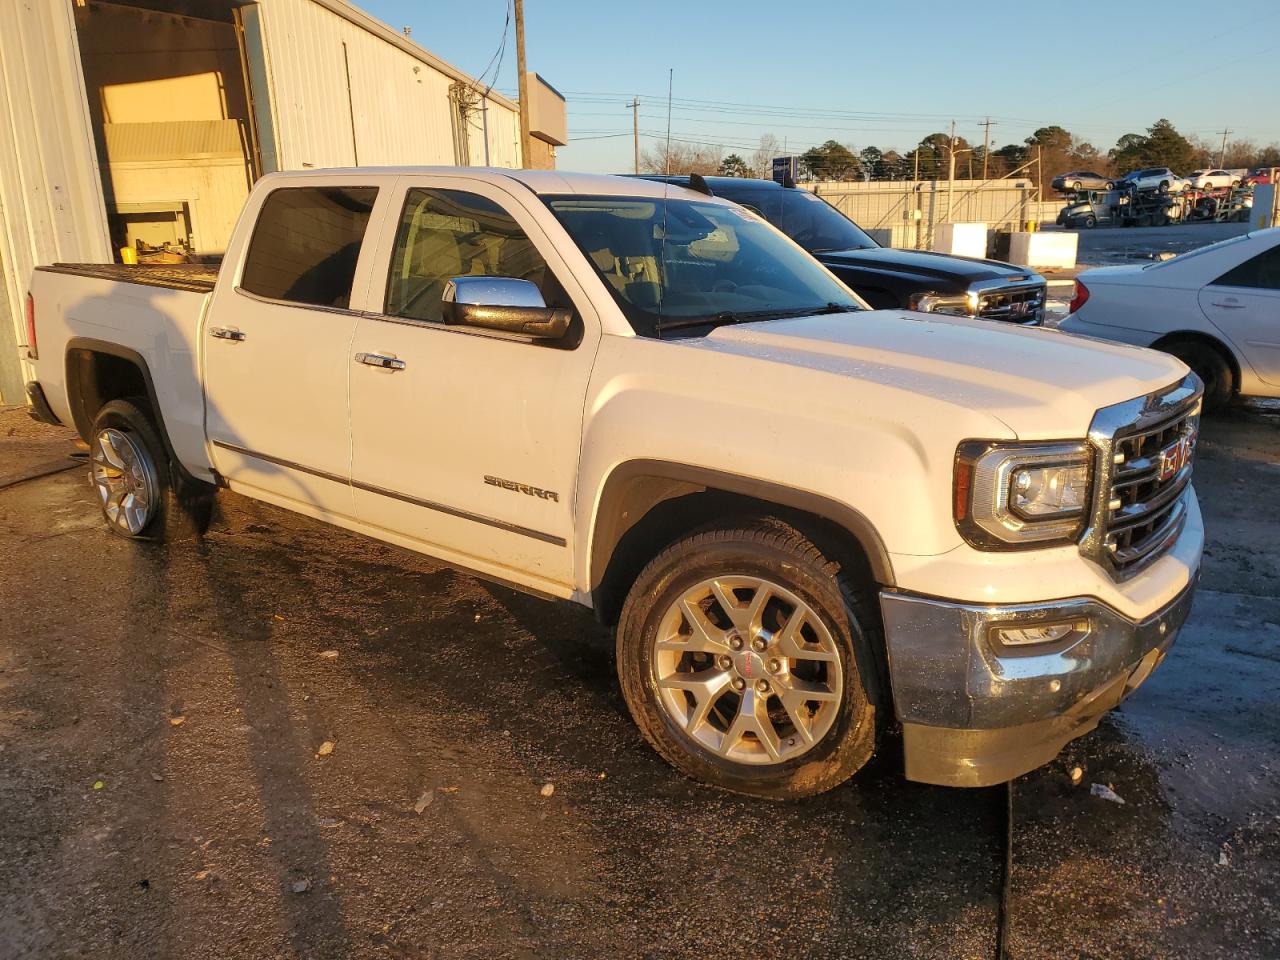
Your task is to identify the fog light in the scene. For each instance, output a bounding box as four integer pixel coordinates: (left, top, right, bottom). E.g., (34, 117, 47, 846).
(993, 619, 1090, 647)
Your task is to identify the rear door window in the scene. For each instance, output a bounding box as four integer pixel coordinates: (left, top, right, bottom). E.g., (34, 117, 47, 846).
(240, 186, 379, 308)
(1211, 243, 1280, 290)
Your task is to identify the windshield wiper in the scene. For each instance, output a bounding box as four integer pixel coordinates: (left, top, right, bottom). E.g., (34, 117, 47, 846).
(655, 302, 857, 333)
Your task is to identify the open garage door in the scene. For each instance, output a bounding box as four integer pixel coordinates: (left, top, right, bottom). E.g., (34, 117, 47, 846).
(74, 0, 261, 262)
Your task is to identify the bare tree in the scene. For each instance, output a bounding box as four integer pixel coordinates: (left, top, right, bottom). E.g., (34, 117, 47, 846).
(640, 141, 723, 176)
(751, 134, 780, 179)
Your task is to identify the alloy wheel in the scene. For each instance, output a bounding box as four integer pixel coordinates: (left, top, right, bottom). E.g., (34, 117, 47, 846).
(651, 575, 843, 765)
(90, 427, 159, 535)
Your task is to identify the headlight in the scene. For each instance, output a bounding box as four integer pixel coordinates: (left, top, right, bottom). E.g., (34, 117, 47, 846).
(954, 441, 1093, 548)
(908, 291, 977, 316)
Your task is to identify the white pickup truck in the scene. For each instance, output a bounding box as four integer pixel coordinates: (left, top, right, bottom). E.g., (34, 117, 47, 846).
(21, 168, 1203, 798)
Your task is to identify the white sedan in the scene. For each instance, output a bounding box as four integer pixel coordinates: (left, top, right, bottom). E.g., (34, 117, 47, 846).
(1058, 227, 1280, 410)
(1187, 169, 1242, 191)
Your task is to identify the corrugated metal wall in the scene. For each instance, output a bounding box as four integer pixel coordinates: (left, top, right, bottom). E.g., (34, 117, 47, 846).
(250, 0, 522, 172)
(0, 0, 112, 404)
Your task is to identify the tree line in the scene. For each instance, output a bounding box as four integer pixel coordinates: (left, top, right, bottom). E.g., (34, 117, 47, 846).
(641, 119, 1280, 193)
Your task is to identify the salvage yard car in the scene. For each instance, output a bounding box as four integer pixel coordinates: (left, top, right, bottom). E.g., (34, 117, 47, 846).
(1051, 170, 1114, 193)
(1061, 228, 1280, 410)
(21, 169, 1203, 798)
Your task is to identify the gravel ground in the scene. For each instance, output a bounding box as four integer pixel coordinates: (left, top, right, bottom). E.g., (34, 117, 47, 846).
(1, 401, 1277, 959)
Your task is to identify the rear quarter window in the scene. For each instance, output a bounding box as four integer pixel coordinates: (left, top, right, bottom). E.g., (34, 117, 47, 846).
(240, 186, 379, 308)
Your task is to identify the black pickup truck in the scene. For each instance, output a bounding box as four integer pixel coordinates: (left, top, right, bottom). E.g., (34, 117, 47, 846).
(637, 175, 1046, 324)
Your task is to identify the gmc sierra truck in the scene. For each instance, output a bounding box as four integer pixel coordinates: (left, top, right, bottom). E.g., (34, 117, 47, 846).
(21, 169, 1203, 798)
(636, 174, 1049, 324)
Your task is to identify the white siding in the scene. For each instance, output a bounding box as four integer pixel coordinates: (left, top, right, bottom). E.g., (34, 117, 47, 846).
(0, 0, 111, 403)
(251, 0, 522, 172)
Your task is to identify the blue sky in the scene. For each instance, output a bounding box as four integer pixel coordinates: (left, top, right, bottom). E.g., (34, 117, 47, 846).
(363, 0, 1279, 172)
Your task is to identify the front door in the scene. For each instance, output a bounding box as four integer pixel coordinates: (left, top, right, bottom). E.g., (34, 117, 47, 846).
(204, 180, 390, 515)
(347, 177, 600, 594)
(1199, 237, 1280, 385)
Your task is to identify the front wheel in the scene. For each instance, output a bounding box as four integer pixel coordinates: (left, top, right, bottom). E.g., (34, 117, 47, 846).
(1083, 215, 1097, 228)
(89, 399, 212, 540)
(617, 519, 880, 799)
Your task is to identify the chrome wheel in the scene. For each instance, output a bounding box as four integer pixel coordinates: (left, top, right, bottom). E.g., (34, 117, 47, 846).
(652, 575, 843, 765)
(90, 427, 159, 535)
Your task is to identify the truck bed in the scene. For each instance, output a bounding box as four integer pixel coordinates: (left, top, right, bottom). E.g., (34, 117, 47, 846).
(38, 262, 220, 294)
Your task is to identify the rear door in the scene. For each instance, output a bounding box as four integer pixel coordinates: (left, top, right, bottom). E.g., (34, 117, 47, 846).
(1199, 236, 1280, 385)
(204, 178, 393, 515)
(346, 176, 601, 592)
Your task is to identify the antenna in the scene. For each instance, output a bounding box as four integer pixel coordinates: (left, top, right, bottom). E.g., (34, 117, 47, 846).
(664, 69, 673, 175)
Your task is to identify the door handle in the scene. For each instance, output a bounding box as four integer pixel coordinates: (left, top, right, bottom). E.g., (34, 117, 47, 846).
(210, 326, 246, 341)
(355, 352, 406, 371)
(1210, 301, 1245, 309)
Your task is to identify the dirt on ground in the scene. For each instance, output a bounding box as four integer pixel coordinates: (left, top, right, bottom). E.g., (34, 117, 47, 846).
(1, 402, 1277, 959)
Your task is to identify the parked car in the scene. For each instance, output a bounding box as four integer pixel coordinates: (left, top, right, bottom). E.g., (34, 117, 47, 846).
(1116, 167, 1186, 193)
(22, 168, 1203, 797)
(1051, 171, 1114, 193)
(1186, 169, 1242, 190)
(1244, 167, 1274, 186)
(636, 175, 1047, 324)
(1060, 227, 1280, 409)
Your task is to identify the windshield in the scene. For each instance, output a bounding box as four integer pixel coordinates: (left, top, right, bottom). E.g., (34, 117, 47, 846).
(717, 187, 878, 254)
(545, 194, 862, 338)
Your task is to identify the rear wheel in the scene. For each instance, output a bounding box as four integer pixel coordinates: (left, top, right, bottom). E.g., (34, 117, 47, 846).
(1083, 215, 1097, 229)
(617, 519, 880, 799)
(1163, 341, 1233, 412)
(89, 399, 212, 540)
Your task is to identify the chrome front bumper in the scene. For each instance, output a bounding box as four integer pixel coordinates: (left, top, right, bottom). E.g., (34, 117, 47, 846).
(879, 575, 1198, 787)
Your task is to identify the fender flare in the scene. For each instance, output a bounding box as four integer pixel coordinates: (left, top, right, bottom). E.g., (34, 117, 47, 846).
(588, 458, 896, 591)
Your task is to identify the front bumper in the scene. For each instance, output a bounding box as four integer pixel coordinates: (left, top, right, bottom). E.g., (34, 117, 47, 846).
(880, 575, 1198, 787)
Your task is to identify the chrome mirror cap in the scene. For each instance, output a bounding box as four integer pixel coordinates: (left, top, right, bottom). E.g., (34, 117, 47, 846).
(440, 276, 571, 340)
(443, 276, 547, 309)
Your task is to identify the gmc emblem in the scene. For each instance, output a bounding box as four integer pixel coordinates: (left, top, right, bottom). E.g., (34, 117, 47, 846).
(1158, 432, 1196, 482)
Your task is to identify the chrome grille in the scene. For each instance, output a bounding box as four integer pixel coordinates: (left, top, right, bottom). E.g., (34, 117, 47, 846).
(1080, 376, 1202, 580)
(977, 284, 1046, 324)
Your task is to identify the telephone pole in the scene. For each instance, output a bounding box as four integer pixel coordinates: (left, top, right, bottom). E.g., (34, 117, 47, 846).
(628, 97, 640, 174)
(946, 119, 957, 223)
(979, 117, 996, 179)
(514, 0, 531, 168)
(1217, 128, 1232, 168)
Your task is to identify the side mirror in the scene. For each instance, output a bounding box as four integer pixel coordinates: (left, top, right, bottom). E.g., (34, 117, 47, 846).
(441, 277, 572, 340)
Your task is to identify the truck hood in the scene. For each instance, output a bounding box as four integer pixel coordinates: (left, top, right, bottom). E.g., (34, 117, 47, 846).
(689, 310, 1188, 439)
(817, 247, 1035, 286)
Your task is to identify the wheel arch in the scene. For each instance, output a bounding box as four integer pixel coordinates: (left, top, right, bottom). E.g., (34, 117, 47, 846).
(1150, 330, 1241, 393)
(588, 459, 894, 625)
(64, 338, 209, 492)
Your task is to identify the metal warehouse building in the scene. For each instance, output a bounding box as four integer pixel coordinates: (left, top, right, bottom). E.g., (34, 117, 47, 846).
(0, 0, 567, 404)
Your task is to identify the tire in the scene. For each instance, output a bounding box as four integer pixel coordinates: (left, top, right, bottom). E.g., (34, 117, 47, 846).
(1105, 181, 1115, 190)
(1164, 341, 1233, 412)
(1083, 215, 1097, 229)
(1072, 181, 1083, 192)
(1159, 181, 1170, 194)
(617, 518, 881, 799)
(89, 398, 213, 541)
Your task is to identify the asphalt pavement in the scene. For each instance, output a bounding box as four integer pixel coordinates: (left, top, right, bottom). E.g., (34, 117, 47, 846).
(1, 402, 1277, 959)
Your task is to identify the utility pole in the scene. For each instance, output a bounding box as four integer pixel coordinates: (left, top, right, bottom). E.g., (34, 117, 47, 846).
(946, 119, 956, 224)
(979, 117, 996, 179)
(628, 97, 640, 174)
(1217, 128, 1232, 168)
(514, 0, 531, 168)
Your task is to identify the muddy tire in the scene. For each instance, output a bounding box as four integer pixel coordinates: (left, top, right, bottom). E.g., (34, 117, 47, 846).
(617, 518, 881, 799)
(89, 398, 213, 541)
